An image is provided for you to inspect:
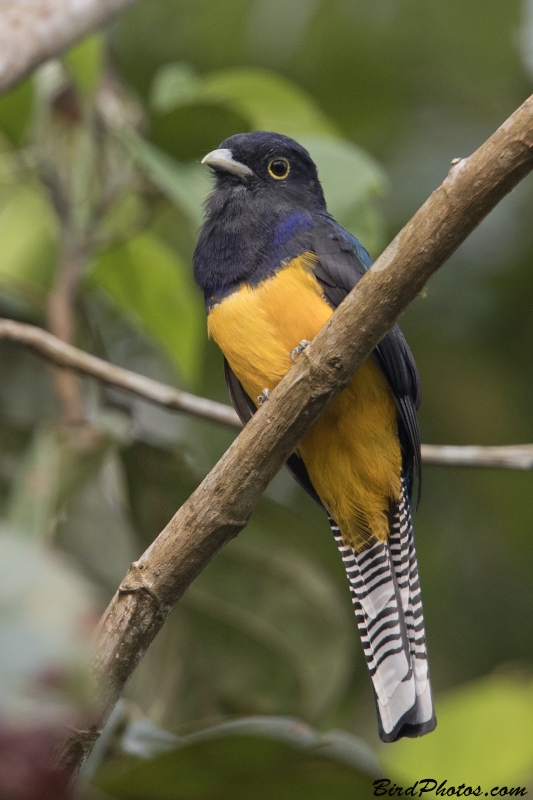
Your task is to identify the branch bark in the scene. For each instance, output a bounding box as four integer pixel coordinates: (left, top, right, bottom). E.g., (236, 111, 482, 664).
(47, 241, 87, 423)
(0, 317, 532, 469)
(0, 0, 142, 95)
(53, 94, 533, 774)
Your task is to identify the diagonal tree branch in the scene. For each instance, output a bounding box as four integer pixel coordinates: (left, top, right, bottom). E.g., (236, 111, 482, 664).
(55, 94, 533, 774)
(1, 318, 533, 469)
(0, 0, 142, 95)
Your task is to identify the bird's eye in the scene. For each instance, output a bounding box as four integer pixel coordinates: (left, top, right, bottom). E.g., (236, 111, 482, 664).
(268, 158, 290, 180)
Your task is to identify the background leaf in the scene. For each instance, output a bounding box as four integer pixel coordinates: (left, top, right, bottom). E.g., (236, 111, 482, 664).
(55, 449, 140, 595)
(0, 528, 96, 723)
(183, 533, 354, 721)
(124, 133, 210, 228)
(64, 33, 105, 97)
(151, 63, 201, 113)
(0, 183, 58, 307)
(6, 422, 112, 541)
(89, 231, 205, 384)
(381, 670, 533, 787)
(150, 65, 339, 139)
(299, 135, 388, 254)
(95, 716, 380, 799)
(0, 78, 34, 147)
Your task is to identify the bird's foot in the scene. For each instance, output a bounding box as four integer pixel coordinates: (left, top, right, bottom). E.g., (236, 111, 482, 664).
(257, 388, 271, 406)
(290, 339, 310, 363)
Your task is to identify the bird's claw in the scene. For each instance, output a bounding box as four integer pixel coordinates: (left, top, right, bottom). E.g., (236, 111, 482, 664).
(290, 339, 310, 363)
(257, 388, 271, 406)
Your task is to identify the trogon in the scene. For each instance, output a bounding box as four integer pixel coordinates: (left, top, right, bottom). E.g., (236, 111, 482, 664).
(193, 131, 436, 742)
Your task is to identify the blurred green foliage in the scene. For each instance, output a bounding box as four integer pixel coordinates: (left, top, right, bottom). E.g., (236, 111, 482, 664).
(94, 717, 380, 799)
(0, 530, 97, 798)
(0, 0, 532, 796)
(382, 670, 533, 788)
(91, 232, 204, 382)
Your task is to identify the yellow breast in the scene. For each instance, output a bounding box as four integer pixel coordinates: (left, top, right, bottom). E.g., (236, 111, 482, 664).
(208, 253, 401, 550)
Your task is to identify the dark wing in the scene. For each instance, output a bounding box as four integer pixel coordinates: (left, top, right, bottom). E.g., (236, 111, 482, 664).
(224, 359, 255, 424)
(223, 213, 421, 507)
(312, 214, 422, 503)
(312, 219, 433, 741)
(223, 358, 324, 506)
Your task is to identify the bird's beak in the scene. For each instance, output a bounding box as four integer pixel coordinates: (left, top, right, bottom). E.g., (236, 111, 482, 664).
(201, 148, 254, 179)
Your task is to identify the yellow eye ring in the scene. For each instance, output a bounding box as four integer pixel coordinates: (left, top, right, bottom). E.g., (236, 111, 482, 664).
(268, 157, 290, 180)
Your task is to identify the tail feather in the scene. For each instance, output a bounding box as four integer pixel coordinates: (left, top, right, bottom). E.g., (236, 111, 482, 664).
(330, 475, 436, 742)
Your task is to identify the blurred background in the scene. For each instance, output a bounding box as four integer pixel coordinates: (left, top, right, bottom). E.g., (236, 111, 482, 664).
(1, 0, 533, 795)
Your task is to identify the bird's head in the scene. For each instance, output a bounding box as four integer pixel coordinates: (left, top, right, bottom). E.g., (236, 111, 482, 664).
(201, 131, 326, 211)
(195, 132, 327, 299)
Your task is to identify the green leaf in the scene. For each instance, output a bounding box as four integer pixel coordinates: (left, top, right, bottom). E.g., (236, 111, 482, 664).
(0, 78, 34, 146)
(299, 135, 388, 254)
(56, 450, 140, 595)
(124, 133, 210, 228)
(89, 231, 204, 383)
(198, 68, 339, 138)
(95, 717, 379, 799)
(183, 534, 354, 721)
(64, 33, 104, 96)
(0, 183, 58, 307)
(149, 64, 339, 139)
(381, 671, 533, 788)
(121, 716, 380, 776)
(151, 62, 201, 114)
(6, 422, 115, 541)
(149, 103, 251, 162)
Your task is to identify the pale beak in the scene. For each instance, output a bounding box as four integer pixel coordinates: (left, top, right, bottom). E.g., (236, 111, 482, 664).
(201, 148, 254, 178)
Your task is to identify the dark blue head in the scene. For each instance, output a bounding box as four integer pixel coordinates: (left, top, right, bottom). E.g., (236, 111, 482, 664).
(201, 131, 326, 208)
(194, 132, 327, 303)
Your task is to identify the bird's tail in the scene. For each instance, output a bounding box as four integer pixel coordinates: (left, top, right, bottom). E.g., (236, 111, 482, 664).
(330, 476, 436, 742)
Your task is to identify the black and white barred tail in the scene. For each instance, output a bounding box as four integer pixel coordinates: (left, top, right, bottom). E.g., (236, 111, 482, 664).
(330, 476, 436, 742)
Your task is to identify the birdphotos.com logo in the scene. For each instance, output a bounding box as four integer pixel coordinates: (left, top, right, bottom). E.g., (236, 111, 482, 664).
(372, 779, 528, 797)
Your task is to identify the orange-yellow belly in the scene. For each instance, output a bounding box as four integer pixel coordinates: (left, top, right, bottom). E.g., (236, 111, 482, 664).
(207, 254, 401, 549)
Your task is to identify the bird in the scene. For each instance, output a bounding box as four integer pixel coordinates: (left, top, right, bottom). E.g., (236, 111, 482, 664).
(193, 131, 436, 742)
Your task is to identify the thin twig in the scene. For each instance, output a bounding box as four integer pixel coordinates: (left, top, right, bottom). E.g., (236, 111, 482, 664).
(2, 318, 532, 469)
(420, 443, 533, 470)
(0, 318, 241, 429)
(47, 241, 87, 422)
(52, 94, 533, 775)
